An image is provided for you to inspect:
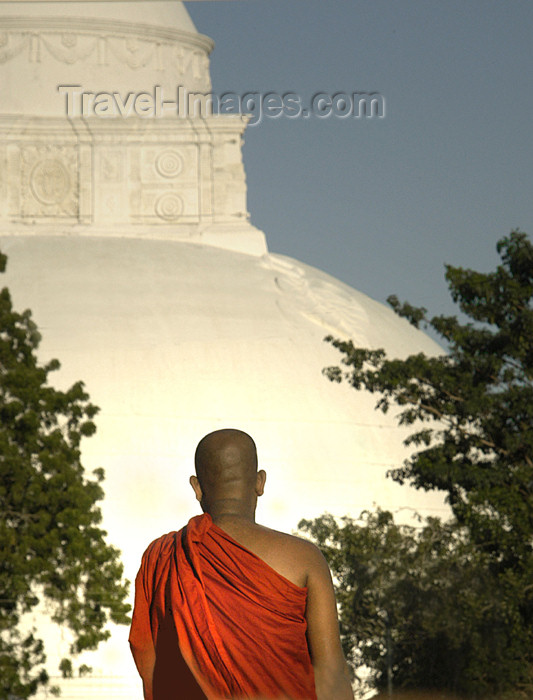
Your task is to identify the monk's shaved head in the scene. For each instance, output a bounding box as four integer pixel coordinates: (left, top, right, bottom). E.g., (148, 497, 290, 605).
(191, 429, 266, 518)
(194, 429, 259, 501)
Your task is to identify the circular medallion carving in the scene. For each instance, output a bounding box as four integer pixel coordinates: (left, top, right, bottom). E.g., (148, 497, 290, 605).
(155, 150, 183, 179)
(30, 159, 71, 205)
(155, 193, 183, 221)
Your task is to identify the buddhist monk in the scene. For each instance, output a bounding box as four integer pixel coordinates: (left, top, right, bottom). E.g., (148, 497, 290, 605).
(129, 428, 354, 700)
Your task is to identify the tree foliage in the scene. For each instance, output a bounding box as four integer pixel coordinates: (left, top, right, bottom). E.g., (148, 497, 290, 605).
(320, 231, 533, 696)
(299, 510, 533, 699)
(0, 252, 131, 698)
(324, 231, 533, 562)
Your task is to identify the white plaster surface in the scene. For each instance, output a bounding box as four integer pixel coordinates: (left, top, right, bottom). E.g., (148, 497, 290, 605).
(0, 1, 212, 117)
(0, 2, 448, 697)
(0, 235, 447, 697)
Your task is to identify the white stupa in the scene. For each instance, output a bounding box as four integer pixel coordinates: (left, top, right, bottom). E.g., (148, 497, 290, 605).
(0, 2, 445, 697)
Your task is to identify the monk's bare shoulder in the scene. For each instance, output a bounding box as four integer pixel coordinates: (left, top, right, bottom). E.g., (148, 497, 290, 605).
(212, 517, 327, 587)
(260, 524, 324, 555)
(254, 523, 329, 586)
(256, 522, 321, 548)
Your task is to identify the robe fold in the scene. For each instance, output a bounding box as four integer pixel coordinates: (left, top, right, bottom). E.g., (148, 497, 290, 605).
(129, 513, 317, 700)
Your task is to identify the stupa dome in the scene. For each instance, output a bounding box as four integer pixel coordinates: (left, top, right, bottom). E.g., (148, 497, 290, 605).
(1, 235, 443, 552)
(2, 234, 445, 696)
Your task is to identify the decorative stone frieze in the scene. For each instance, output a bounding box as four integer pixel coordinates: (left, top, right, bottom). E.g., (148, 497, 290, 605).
(0, 16, 213, 117)
(0, 23, 211, 78)
(0, 114, 263, 253)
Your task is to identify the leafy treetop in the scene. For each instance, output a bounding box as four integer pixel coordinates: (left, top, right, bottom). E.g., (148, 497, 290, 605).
(324, 231, 533, 569)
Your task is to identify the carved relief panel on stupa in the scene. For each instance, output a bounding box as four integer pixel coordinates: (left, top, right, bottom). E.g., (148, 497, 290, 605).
(8, 144, 80, 221)
(129, 145, 199, 224)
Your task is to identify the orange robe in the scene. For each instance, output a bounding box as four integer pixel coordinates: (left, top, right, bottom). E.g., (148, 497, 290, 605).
(129, 513, 317, 700)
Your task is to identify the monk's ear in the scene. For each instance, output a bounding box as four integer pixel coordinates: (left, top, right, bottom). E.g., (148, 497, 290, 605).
(255, 469, 266, 497)
(190, 475, 203, 502)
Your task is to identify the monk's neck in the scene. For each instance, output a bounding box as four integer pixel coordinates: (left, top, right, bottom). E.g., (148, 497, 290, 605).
(206, 502, 257, 525)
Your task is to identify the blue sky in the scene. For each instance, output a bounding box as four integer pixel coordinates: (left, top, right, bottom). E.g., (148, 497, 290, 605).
(186, 0, 533, 330)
